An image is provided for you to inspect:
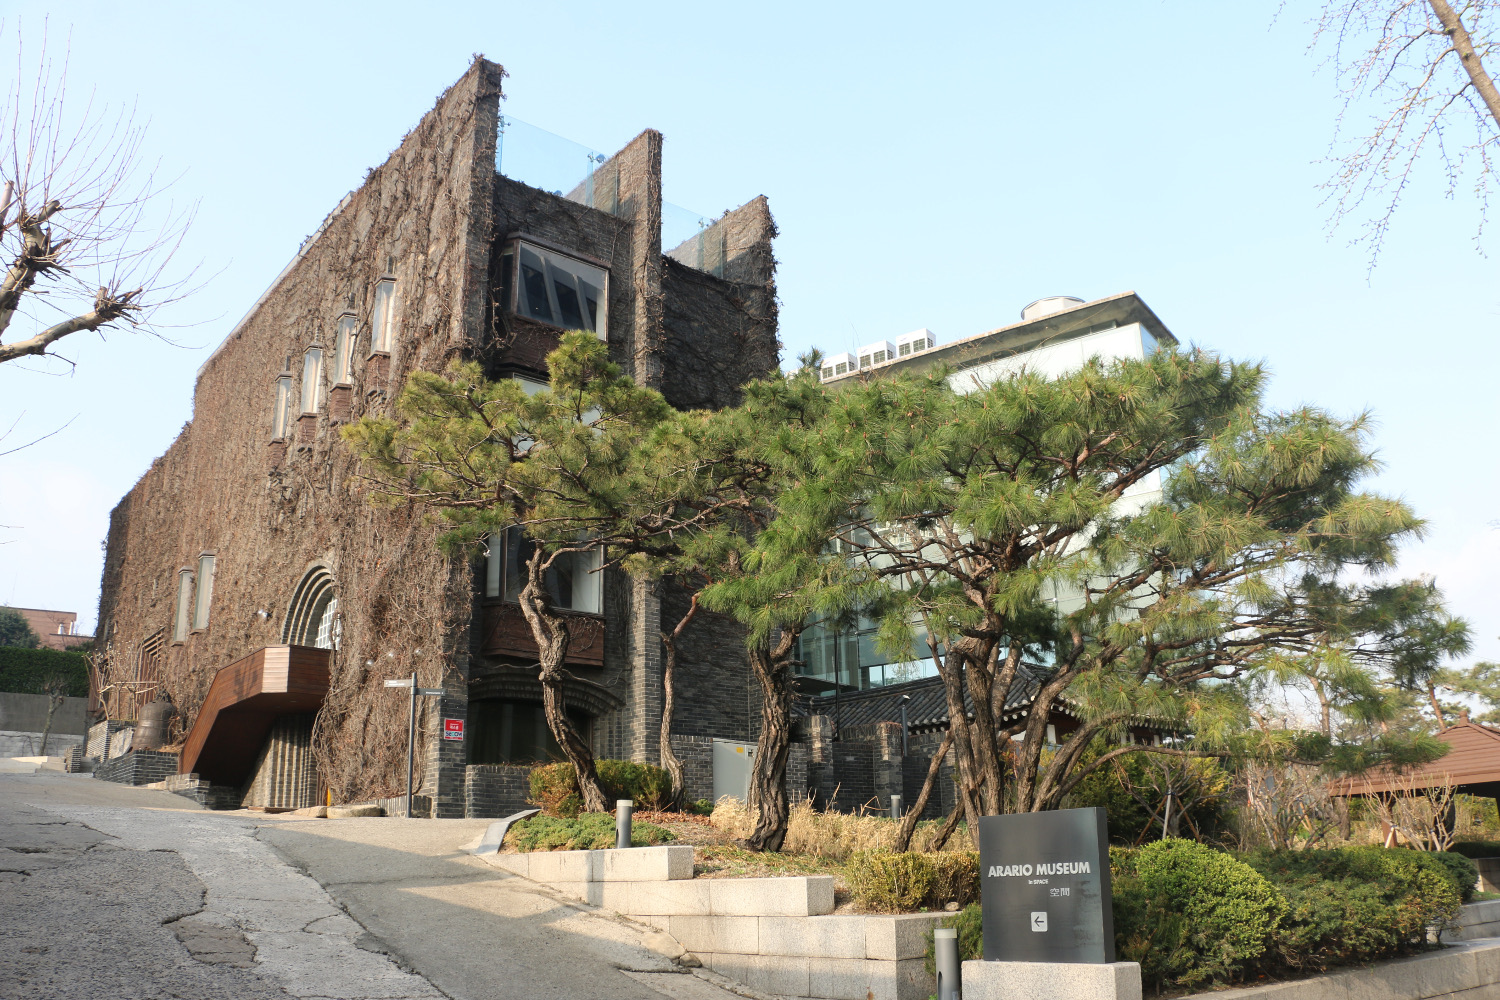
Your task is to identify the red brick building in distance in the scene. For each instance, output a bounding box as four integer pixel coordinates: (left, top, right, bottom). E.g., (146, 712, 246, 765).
(5, 607, 93, 651)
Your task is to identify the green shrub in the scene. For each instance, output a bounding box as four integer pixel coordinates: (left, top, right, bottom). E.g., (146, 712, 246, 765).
(528, 759, 675, 817)
(0, 647, 88, 697)
(924, 902, 982, 975)
(929, 850, 980, 908)
(1114, 839, 1285, 989)
(845, 850, 936, 913)
(507, 812, 675, 852)
(1245, 846, 1462, 965)
(1432, 851, 1480, 904)
(688, 798, 715, 816)
(1448, 840, 1500, 860)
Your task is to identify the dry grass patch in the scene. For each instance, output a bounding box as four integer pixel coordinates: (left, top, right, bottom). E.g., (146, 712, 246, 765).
(708, 798, 972, 860)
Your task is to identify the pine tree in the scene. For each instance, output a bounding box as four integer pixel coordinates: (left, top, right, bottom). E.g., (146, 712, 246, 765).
(754, 348, 1453, 820)
(0, 608, 40, 648)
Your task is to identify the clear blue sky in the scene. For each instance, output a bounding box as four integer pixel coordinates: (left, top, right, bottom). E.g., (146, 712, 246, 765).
(2, 1, 1496, 667)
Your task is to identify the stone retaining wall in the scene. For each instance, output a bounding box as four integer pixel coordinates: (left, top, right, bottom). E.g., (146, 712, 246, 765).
(483, 845, 940, 999)
(94, 749, 179, 786)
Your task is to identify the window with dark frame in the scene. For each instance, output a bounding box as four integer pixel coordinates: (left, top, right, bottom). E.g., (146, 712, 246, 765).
(495, 240, 608, 339)
(484, 526, 603, 615)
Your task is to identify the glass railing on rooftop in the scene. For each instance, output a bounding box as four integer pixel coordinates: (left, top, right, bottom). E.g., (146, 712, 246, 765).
(497, 113, 720, 260)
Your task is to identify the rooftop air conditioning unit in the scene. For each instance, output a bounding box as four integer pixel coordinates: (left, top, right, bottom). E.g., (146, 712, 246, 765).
(822, 351, 858, 380)
(856, 340, 897, 369)
(894, 329, 936, 358)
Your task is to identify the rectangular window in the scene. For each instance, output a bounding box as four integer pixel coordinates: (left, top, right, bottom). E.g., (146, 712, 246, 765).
(898, 342, 911, 357)
(872, 351, 886, 364)
(332, 314, 356, 384)
(497, 525, 603, 614)
(272, 375, 293, 439)
(501, 240, 608, 339)
(173, 570, 194, 642)
(300, 349, 323, 413)
(370, 278, 398, 353)
(834, 362, 848, 375)
(859, 355, 871, 368)
(192, 554, 216, 630)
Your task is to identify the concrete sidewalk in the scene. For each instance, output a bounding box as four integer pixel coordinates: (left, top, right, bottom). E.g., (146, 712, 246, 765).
(0, 772, 747, 1000)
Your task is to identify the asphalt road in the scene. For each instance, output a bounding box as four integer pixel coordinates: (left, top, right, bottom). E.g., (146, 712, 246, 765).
(0, 772, 746, 1000)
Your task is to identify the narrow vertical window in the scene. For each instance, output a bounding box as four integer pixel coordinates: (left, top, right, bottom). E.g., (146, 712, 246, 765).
(193, 554, 216, 630)
(301, 349, 324, 413)
(370, 279, 398, 353)
(272, 375, 293, 438)
(333, 315, 356, 383)
(485, 535, 502, 598)
(173, 570, 194, 641)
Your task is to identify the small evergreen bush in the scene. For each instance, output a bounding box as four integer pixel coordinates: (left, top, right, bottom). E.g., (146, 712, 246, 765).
(1432, 851, 1481, 903)
(924, 903, 982, 975)
(1246, 845, 1463, 965)
(508, 812, 675, 851)
(1448, 840, 1500, 860)
(1114, 839, 1285, 989)
(845, 850, 937, 912)
(528, 760, 675, 817)
(929, 850, 981, 908)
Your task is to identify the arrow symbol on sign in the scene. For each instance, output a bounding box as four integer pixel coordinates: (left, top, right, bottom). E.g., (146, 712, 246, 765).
(1033, 914, 1044, 928)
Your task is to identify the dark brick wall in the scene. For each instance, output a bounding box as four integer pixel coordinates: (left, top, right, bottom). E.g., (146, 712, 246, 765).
(465, 764, 532, 818)
(669, 734, 715, 804)
(94, 750, 179, 786)
(661, 587, 750, 742)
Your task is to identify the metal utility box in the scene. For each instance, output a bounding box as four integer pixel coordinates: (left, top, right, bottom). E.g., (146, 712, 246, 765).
(712, 738, 755, 804)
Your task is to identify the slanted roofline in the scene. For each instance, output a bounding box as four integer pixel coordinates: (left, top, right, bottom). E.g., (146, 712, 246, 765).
(825, 291, 1178, 384)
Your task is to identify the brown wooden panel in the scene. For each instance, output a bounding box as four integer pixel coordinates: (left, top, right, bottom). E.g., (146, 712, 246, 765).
(179, 645, 330, 787)
(480, 601, 604, 668)
(1332, 723, 1500, 797)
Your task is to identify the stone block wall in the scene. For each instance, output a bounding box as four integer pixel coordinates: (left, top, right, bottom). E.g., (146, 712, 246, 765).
(465, 764, 532, 818)
(94, 749, 179, 786)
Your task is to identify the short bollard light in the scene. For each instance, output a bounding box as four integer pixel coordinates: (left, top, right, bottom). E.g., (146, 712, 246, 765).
(615, 799, 634, 849)
(934, 927, 960, 1000)
(890, 793, 903, 820)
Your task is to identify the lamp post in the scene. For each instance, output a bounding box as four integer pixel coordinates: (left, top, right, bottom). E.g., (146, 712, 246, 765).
(897, 694, 911, 757)
(384, 674, 445, 818)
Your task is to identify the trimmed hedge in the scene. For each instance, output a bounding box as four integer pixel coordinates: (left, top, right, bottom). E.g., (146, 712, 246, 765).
(1449, 840, 1500, 860)
(529, 760, 674, 817)
(507, 812, 675, 851)
(844, 849, 979, 913)
(927, 841, 1472, 992)
(0, 647, 88, 698)
(1114, 840, 1285, 989)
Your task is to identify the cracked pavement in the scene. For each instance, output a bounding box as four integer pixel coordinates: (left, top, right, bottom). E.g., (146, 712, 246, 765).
(0, 772, 750, 999)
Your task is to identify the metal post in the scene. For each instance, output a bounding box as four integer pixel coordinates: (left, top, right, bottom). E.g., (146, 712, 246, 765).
(890, 793, 903, 821)
(406, 672, 417, 820)
(616, 799, 633, 849)
(935, 927, 960, 1000)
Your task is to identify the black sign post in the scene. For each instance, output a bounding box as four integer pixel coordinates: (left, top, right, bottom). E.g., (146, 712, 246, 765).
(977, 806, 1114, 964)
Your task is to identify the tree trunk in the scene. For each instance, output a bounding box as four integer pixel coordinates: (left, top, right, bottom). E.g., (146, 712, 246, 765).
(1429, 0, 1500, 130)
(1428, 682, 1449, 730)
(933, 644, 986, 834)
(658, 594, 701, 810)
(894, 729, 953, 852)
(516, 549, 610, 813)
(745, 631, 797, 852)
(38, 692, 62, 756)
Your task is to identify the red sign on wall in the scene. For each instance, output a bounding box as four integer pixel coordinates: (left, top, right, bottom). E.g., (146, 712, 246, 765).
(443, 718, 465, 741)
